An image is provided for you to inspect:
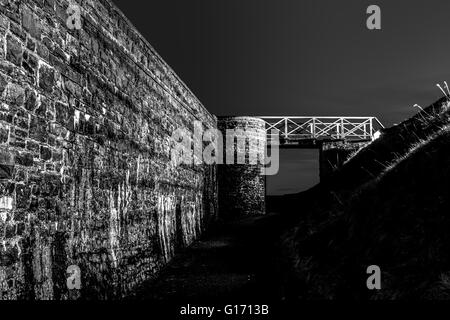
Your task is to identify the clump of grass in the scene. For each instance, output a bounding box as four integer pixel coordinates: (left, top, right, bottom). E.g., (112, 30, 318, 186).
(436, 81, 450, 99)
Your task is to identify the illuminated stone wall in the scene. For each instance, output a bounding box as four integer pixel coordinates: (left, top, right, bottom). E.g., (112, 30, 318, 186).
(0, 0, 217, 299)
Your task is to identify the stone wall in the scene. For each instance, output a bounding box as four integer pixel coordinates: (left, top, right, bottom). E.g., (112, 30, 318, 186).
(217, 117, 266, 219)
(0, 0, 217, 299)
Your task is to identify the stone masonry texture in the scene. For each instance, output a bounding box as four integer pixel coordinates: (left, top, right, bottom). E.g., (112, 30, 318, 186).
(0, 0, 218, 299)
(218, 117, 266, 219)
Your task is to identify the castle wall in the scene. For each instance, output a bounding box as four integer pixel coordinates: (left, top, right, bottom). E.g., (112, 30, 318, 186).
(0, 0, 217, 299)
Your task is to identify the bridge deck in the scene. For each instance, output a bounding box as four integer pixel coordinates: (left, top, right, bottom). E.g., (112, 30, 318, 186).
(256, 116, 384, 145)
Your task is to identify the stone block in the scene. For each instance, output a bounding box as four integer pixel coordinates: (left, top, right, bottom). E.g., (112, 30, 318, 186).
(26, 140, 39, 153)
(9, 136, 25, 148)
(0, 150, 15, 179)
(15, 184, 30, 209)
(40, 146, 51, 161)
(13, 116, 29, 131)
(55, 101, 69, 123)
(15, 152, 33, 167)
(29, 115, 48, 143)
(0, 14, 8, 31)
(38, 63, 55, 93)
(6, 35, 23, 66)
(36, 42, 49, 61)
(4, 83, 24, 107)
(24, 89, 37, 111)
(22, 7, 41, 40)
(0, 245, 19, 267)
(22, 51, 38, 76)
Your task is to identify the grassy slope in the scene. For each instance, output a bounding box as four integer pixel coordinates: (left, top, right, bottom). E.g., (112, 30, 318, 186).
(282, 97, 450, 299)
(273, 98, 450, 225)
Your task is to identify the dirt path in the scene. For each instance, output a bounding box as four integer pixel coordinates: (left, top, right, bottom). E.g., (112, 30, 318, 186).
(132, 213, 287, 302)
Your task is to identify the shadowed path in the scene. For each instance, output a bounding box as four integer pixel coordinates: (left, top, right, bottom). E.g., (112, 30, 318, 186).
(131, 213, 287, 302)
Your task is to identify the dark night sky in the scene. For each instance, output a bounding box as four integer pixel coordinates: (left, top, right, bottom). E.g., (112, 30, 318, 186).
(112, 0, 450, 194)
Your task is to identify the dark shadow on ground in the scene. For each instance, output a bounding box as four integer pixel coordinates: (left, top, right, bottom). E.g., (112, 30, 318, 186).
(130, 210, 293, 303)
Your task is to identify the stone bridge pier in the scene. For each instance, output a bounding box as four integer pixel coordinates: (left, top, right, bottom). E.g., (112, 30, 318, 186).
(319, 141, 371, 181)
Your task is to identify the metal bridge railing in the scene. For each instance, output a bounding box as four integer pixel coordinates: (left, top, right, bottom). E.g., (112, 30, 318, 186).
(257, 117, 384, 142)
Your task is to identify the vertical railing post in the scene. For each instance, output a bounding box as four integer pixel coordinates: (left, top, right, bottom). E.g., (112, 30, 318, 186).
(285, 118, 288, 139)
(370, 117, 374, 140)
(364, 122, 367, 140)
(312, 117, 316, 139)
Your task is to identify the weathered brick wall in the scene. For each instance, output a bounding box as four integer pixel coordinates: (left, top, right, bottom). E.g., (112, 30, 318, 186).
(0, 0, 217, 299)
(218, 117, 266, 219)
